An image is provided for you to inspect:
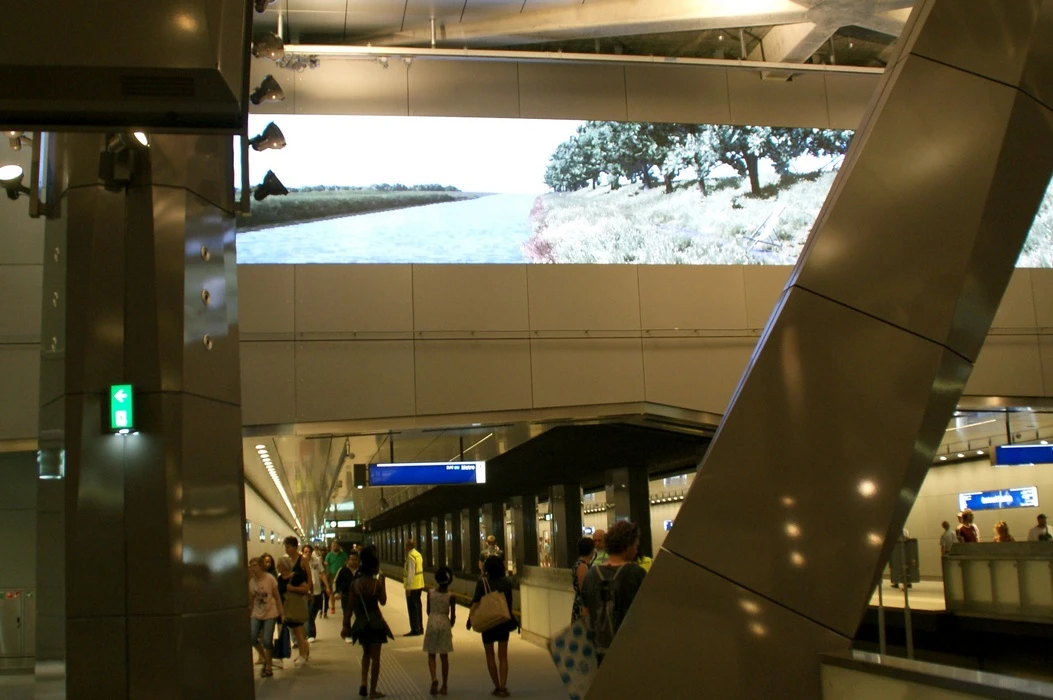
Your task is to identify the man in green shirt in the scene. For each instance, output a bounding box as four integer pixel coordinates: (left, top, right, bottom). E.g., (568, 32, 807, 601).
(324, 541, 349, 615)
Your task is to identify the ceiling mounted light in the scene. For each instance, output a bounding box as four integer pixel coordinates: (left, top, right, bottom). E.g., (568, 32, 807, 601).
(248, 122, 286, 151)
(3, 130, 29, 151)
(252, 32, 285, 61)
(0, 164, 30, 200)
(939, 456, 947, 461)
(253, 0, 277, 13)
(250, 75, 285, 105)
(254, 170, 288, 201)
(106, 131, 150, 153)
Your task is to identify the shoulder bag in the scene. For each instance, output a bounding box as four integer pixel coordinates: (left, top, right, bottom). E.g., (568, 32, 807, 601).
(283, 590, 308, 623)
(469, 578, 512, 633)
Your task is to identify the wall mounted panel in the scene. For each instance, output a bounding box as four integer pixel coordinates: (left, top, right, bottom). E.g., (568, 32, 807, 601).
(0, 265, 43, 340)
(991, 269, 1037, 329)
(1029, 269, 1053, 327)
(638, 265, 747, 331)
(249, 57, 295, 115)
(624, 65, 731, 124)
(408, 60, 521, 117)
(642, 337, 754, 414)
(239, 341, 296, 426)
(415, 339, 532, 415)
(237, 265, 294, 335)
(0, 346, 39, 441)
(965, 335, 1044, 398)
(527, 265, 641, 331)
(295, 340, 415, 421)
(530, 338, 644, 408)
(728, 71, 830, 127)
(743, 265, 792, 329)
(412, 264, 529, 332)
(825, 73, 882, 129)
(295, 264, 414, 333)
(295, 59, 409, 115)
(517, 64, 628, 121)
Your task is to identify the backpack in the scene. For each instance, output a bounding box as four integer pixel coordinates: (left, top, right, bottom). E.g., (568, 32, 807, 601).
(589, 564, 626, 655)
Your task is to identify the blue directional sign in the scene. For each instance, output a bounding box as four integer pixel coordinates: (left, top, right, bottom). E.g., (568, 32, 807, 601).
(958, 486, 1039, 512)
(993, 443, 1053, 466)
(368, 461, 486, 486)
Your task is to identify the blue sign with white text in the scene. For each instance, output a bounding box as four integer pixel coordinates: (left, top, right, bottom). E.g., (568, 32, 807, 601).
(368, 461, 486, 486)
(958, 486, 1039, 512)
(993, 443, 1053, 466)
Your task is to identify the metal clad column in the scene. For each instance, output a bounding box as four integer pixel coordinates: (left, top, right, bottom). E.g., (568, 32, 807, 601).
(588, 1, 1053, 697)
(36, 133, 251, 699)
(549, 484, 583, 570)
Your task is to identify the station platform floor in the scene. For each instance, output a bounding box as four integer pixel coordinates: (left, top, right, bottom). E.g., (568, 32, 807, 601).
(867, 579, 946, 611)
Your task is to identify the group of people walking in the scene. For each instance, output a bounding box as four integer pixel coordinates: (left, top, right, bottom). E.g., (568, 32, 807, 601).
(940, 510, 1051, 549)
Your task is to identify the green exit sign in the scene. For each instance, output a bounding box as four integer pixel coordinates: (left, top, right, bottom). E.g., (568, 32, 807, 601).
(109, 384, 134, 432)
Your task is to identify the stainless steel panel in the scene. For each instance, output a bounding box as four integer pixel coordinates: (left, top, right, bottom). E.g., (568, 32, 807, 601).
(793, 57, 1053, 361)
(0, 513, 37, 589)
(66, 616, 126, 700)
(237, 265, 295, 336)
(727, 70, 829, 128)
(0, 593, 24, 657)
(22, 591, 34, 661)
(964, 334, 1043, 397)
(295, 340, 416, 421)
(587, 553, 849, 698)
(662, 287, 971, 637)
(637, 266, 747, 331)
(176, 608, 254, 698)
(295, 59, 410, 116)
(142, 134, 237, 214)
(517, 63, 628, 121)
(414, 339, 533, 415)
(0, 347, 39, 441)
(412, 264, 529, 332)
(127, 615, 179, 700)
(239, 341, 296, 426)
(624, 65, 731, 125)
(408, 60, 521, 118)
(295, 264, 414, 333)
(530, 338, 645, 408)
(526, 265, 641, 332)
(642, 337, 754, 414)
(0, 265, 42, 340)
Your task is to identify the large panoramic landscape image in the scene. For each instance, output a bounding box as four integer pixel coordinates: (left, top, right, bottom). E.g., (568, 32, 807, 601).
(235, 115, 1053, 266)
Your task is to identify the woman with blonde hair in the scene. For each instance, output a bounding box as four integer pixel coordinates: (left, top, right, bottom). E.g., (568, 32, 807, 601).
(994, 521, 1015, 542)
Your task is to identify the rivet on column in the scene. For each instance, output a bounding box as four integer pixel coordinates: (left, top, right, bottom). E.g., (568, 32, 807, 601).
(200, 245, 210, 262)
(202, 334, 213, 351)
(51, 291, 59, 307)
(52, 246, 60, 262)
(201, 289, 211, 306)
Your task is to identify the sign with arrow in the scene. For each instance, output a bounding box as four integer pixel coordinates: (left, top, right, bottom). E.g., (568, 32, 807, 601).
(109, 384, 134, 432)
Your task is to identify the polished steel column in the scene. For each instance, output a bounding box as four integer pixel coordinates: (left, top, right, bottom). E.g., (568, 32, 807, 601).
(549, 484, 583, 570)
(36, 133, 251, 699)
(588, 1, 1053, 697)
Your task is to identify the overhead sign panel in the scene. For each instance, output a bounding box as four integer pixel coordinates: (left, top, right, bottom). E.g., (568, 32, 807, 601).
(992, 443, 1053, 466)
(958, 487, 1039, 512)
(368, 461, 486, 486)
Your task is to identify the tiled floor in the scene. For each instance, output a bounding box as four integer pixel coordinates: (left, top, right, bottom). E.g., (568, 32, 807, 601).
(255, 577, 566, 699)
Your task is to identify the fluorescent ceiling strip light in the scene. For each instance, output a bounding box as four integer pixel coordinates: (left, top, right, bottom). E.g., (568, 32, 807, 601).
(262, 452, 305, 536)
(945, 418, 998, 432)
(448, 433, 493, 462)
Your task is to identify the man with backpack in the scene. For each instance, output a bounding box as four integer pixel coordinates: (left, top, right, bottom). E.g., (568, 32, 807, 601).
(580, 519, 648, 665)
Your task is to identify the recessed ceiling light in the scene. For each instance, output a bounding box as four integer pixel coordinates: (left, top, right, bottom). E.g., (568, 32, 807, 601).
(255, 444, 265, 449)
(957, 453, 965, 458)
(976, 450, 984, 455)
(1042, 440, 1049, 445)
(939, 456, 947, 461)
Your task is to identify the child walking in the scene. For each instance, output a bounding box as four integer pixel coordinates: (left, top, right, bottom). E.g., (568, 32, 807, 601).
(423, 567, 456, 696)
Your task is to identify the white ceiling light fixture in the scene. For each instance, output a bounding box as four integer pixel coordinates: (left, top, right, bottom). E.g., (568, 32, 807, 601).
(0, 164, 30, 200)
(261, 451, 304, 535)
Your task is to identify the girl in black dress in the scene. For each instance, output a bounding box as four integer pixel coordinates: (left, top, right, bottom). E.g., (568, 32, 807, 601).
(348, 545, 393, 698)
(468, 555, 518, 698)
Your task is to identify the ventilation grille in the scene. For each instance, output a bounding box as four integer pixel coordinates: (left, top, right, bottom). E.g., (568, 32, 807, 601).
(120, 75, 195, 98)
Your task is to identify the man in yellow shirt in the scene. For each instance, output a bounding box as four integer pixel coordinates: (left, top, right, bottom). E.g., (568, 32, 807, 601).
(404, 538, 425, 636)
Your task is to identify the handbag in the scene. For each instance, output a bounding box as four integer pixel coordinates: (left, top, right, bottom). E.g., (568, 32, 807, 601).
(274, 624, 292, 660)
(284, 591, 308, 624)
(550, 620, 598, 699)
(469, 578, 512, 633)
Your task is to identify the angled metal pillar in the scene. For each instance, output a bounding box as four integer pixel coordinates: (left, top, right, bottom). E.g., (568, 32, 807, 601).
(36, 133, 251, 699)
(588, 1, 1053, 697)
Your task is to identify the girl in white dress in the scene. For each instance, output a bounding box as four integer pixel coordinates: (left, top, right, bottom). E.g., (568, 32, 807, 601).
(422, 567, 456, 696)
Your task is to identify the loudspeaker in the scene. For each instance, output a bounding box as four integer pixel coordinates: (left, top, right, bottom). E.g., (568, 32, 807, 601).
(353, 463, 368, 489)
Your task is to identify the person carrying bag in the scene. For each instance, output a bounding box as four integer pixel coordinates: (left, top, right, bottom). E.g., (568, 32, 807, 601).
(283, 590, 309, 625)
(468, 578, 512, 633)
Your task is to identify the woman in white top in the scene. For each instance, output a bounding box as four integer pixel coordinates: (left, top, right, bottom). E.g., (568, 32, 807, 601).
(249, 557, 284, 678)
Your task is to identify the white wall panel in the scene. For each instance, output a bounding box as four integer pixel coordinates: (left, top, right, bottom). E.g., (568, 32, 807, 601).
(296, 59, 409, 115)
(295, 264, 413, 333)
(624, 65, 731, 125)
(964, 334, 1043, 397)
(0, 265, 42, 340)
(728, 71, 830, 128)
(825, 73, 882, 130)
(990, 269, 1037, 328)
(530, 338, 644, 407)
(237, 265, 294, 335)
(0, 346, 39, 440)
(527, 265, 641, 331)
(638, 265, 747, 330)
(642, 337, 754, 413)
(1029, 269, 1053, 327)
(239, 341, 296, 426)
(412, 264, 529, 331)
(408, 60, 521, 118)
(415, 339, 532, 415)
(743, 265, 792, 329)
(1040, 336, 1053, 397)
(295, 340, 415, 421)
(517, 64, 628, 121)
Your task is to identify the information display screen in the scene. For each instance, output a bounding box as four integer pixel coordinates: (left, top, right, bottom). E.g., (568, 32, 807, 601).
(993, 444, 1053, 466)
(958, 486, 1039, 512)
(368, 461, 486, 486)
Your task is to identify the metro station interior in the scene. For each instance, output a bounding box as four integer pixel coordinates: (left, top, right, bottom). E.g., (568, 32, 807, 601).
(2, 1, 1053, 698)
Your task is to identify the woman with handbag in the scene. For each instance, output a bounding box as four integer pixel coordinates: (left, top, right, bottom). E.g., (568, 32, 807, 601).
(468, 555, 517, 698)
(348, 545, 394, 699)
(248, 557, 284, 678)
(279, 536, 313, 667)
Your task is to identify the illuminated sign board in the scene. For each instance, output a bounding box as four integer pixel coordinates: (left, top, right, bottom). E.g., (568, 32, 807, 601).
(958, 487, 1039, 512)
(368, 461, 486, 486)
(992, 444, 1053, 466)
(664, 520, 674, 531)
(109, 384, 134, 432)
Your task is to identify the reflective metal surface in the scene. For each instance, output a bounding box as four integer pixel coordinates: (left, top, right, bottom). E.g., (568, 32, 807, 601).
(594, 0, 1053, 696)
